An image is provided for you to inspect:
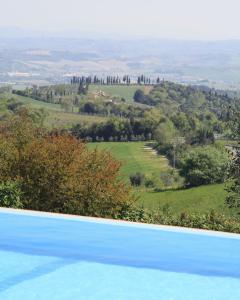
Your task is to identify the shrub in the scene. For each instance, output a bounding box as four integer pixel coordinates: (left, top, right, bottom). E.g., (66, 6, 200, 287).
(133, 89, 145, 103)
(129, 173, 145, 186)
(0, 113, 135, 218)
(144, 178, 155, 188)
(160, 171, 175, 188)
(179, 146, 229, 187)
(120, 207, 240, 234)
(0, 182, 23, 208)
(225, 149, 240, 210)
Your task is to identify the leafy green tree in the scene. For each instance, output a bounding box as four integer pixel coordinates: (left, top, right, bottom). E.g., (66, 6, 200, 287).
(171, 112, 191, 134)
(226, 151, 240, 209)
(133, 89, 145, 102)
(179, 146, 229, 187)
(154, 120, 176, 145)
(78, 82, 88, 95)
(189, 126, 215, 145)
(225, 111, 240, 210)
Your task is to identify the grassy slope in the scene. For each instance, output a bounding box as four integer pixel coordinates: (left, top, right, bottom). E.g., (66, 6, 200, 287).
(88, 142, 170, 178)
(7, 84, 147, 126)
(8, 93, 107, 127)
(137, 184, 227, 214)
(88, 142, 227, 214)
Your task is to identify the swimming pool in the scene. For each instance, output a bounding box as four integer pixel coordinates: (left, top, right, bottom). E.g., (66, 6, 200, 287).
(0, 208, 240, 300)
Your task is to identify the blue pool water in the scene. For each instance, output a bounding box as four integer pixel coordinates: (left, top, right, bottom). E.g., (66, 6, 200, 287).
(0, 209, 240, 299)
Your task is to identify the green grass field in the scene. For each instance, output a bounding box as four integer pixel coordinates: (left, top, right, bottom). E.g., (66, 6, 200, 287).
(137, 184, 227, 214)
(7, 93, 107, 128)
(88, 141, 228, 214)
(89, 85, 145, 101)
(88, 141, 170, 178)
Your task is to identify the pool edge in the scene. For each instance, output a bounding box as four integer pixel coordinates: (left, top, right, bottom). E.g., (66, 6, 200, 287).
(0, 207, 239, 239)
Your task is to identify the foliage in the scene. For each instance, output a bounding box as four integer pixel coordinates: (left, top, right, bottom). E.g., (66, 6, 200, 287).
(0, 182, 23, 209)
(119, 207, 240, 234)
(188, 126, 215, 145)
(133, 89, 145, 102)
(72, 118, 154, 142)
(79, 100, 147, 118)
(129, 173, 145, 186)
(144, 170, 183, 191)
(0, 113, 135, 218)
(134, 81, 236, 117)
(154, 120, 177, 145)
(179, 146, 229, 186)
(225, 111, 240, 210)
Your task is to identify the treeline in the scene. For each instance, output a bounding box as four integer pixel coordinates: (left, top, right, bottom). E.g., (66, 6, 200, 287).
(72, 107, 223, 145)
(71, 118, 156, 142)
(79, 101, 148, 118)
(13, 86, 70, 102)
(70, 75, 162, 86)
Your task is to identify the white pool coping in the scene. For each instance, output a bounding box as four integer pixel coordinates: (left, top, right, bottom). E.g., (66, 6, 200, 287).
(1, 207, 240, 239)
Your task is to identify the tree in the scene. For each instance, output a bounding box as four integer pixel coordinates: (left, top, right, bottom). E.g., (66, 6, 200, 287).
(19, 135, 135, 217)
(179, 146, 229, 187)
(78, 82, 88, 95)
(0, 113, 135, 218)
(225, 111, 240, 210)
(189, 126, 215, 145)
(133, 89, 145, 103)
(154, 120, 176, 145)
(82, 102, 96, 114)
(226, 150, 240, 209)
(129, 173, 145, 186)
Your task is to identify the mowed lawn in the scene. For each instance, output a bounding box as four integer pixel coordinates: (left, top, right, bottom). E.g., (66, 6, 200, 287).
(88, 141, 228, 214)
(88, 142, 170, 178)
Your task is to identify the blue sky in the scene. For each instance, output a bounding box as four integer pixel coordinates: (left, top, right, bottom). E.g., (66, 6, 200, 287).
(1, 0, 240, 40)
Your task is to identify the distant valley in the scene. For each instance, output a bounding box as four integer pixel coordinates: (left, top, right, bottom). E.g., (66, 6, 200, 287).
(1, 35, 240, 89)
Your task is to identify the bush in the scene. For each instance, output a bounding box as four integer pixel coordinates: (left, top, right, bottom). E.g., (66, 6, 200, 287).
(133, 89, 145, 103)
(0, 113, 135, 218)
(225, 149, 240, 210)
(179, 146, 229, 187)
(120, 207, 240, 234)
(0, 182, 23, 208)
(22, 136, 135, 217)
(129, 173, 145, 186)
(144, 178, 155, 188)
(160, 171, 175, 187)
